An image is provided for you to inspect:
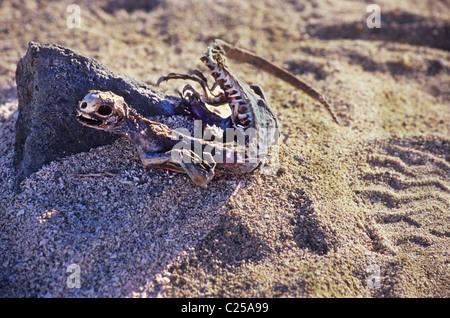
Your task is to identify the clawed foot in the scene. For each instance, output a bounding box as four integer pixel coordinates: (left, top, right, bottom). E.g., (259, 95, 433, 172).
(157, 70, 209, 94)
(157, 70, 226, 105)
(173, 149, 216, 188)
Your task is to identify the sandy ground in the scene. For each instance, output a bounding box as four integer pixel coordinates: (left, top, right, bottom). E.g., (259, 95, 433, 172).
(0, 0, 449, 297)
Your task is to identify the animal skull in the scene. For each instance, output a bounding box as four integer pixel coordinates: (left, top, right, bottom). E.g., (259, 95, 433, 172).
(76, 90, 126, 131)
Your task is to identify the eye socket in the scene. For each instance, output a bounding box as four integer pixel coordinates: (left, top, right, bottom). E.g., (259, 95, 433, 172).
(98, 105, 113, 116)
(80, 102, 87, 109)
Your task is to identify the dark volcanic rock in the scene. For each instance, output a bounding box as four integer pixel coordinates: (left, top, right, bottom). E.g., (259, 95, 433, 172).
(14, 42, 183, 190)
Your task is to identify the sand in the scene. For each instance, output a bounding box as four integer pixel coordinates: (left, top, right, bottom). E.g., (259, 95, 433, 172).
(0, 0, 449, 297)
